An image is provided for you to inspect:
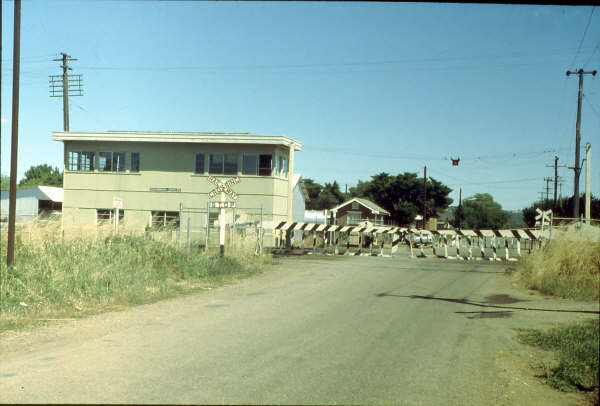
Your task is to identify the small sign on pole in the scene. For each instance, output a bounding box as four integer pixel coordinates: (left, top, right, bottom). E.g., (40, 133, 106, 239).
(113, 197, 123, 233)
(113, 197, 123, 208)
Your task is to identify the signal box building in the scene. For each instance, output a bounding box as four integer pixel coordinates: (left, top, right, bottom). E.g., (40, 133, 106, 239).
(52, 131, 302, 231)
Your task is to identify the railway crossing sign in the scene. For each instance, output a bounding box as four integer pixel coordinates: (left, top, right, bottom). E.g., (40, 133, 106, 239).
(535, 208, 551, 223)
(210, 201, 236, 209)
(207, 176, 240, 200)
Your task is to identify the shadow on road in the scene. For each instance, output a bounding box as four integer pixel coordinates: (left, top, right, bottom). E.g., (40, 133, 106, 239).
(375, 293, 600, 314)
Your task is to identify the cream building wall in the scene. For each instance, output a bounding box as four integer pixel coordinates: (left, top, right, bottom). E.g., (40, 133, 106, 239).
(55, 132, 301, 233)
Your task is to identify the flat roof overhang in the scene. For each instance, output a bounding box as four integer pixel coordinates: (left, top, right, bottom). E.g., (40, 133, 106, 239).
(52, 131, 302, 151)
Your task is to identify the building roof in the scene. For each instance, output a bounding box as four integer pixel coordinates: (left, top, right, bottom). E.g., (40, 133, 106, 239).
(52, 130, 302, 151)
(0, 186, 63, 203)
(37, 186, 63, 202)
(330, 197, 391, 216)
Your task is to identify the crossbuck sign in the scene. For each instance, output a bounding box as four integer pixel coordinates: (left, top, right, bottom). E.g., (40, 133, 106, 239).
(207, 176, 240, 200)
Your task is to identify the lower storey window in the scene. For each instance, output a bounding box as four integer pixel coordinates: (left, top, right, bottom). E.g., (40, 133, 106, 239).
(151, 211, 180, 228)
(97, 208, 124, 225)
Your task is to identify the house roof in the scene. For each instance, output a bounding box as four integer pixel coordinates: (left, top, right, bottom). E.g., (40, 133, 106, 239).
(1, 186, 63, 203)
(37, 186, 63, 202)
(331, 197, 390, 216)
(52, 131, 302, 151)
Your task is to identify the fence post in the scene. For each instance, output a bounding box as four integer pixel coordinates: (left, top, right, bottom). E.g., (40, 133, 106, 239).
(259, 204, 263, 255)
(187, 217, 191, 250)
(232, 206, 236, 251)
(205, 201, 210, 253)
(178, 202, 183, 245)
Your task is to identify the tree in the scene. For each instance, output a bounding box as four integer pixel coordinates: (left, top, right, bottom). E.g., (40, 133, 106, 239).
(453, 193, 509, 229)
(1, 174, 9, 191)
(350, 172, 453, 226)
(302, 179, 345, 210)
(18, 164, 63, 188)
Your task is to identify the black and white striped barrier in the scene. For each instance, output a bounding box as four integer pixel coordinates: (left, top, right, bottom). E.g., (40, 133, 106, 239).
(268, 221, 547, 260)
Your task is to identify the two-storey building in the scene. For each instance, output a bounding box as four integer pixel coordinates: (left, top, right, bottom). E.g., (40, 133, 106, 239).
(53, 131, 302, 231)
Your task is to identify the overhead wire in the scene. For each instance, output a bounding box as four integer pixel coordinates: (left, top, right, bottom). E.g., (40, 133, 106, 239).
(569, 6, 596, 68)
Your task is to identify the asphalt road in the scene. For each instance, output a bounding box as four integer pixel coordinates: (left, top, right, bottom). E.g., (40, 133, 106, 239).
(1, 255, 598, 405)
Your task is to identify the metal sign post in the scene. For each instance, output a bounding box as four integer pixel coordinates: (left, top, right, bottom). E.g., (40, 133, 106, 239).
(113, 197, 123, 234)
(207, 176, 240, 257)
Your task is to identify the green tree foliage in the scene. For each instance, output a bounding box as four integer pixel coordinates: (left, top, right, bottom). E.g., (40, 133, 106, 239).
(453, 193, 509, 229)
(302, 179, 345, 210)
(18, 164, 63, 188)
(349, 172, 453, 226)
(522, 195, 600, 227)
(0, 174, 10, 191)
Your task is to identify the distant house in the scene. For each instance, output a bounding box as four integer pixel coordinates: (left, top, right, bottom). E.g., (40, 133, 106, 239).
(0, 186, 63, 223)
(304, 210, 327, 224)
(330, 197, 391, 226)
(291, 174, 307, 222)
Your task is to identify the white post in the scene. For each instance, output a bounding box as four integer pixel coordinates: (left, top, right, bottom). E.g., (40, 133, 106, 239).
(219, 192, 226, 256)
(585, 143, 591, 224)
(114, 207, 118, 234)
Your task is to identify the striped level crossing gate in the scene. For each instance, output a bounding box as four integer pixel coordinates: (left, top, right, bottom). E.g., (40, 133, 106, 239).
(269, 221, 547, 261)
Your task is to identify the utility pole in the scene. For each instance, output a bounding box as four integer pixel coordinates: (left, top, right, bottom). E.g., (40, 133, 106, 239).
(546, 156, 566, 208)
(7, 0, 21, 267)
(566, 69, 596, 218)
(49, 53, 83, 131)
(585, 143, 591, 224)
(457, 187, 462, 230)
(544, 177, 552, 203)
(423, 166, 427, 230)
(538, 191, 545, 202)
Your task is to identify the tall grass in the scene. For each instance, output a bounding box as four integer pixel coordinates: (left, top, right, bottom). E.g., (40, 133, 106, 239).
(510, 227, 600, 301)
(0, 231, 273, 332)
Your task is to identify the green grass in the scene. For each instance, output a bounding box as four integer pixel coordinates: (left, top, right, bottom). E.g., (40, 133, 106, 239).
(518, 320, 599, 404)
(0, 233, 274, 332)
(509, 228, 600, 301)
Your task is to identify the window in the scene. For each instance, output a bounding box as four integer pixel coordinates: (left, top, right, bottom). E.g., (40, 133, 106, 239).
(130, 152, 140, 172)
(348, 211, 361, 225)
(67, 151, 94, 171)
(195, 153, 205, 174)
(99, 152, 113, 172)
(151, 211, 180, 228)
(278, 156, 283, 177)
(113, 152, 126, 172)
(259, 154, 272, 176)
(282, 157, 288, 179)
(96, 208, 124, 225)
(274, 155, 280, 176)
(224, 153, 238, 175)
(209, 154, 224, 174)
(243, 154, 258, 175)
(352, 202, 359, 210)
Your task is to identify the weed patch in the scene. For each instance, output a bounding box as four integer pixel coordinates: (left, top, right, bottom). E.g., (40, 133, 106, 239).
(518, 320, 599, 404)
(0, 234, 273, 332)
(510, 228, 600, 301)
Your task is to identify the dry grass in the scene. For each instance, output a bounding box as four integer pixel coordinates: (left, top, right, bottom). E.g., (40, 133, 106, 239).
(510, 225, 600, 301)
(0, 220, 275, 332)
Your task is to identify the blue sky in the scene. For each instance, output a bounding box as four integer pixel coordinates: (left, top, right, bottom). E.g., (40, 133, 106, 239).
(1, 1, 599, 211)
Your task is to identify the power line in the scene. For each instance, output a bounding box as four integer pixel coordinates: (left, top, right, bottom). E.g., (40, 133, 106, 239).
(73, 47, 595, 73)
(583, 94, 600, 121)
(583, 38, 600, 67)
(570, 7, 596, 68)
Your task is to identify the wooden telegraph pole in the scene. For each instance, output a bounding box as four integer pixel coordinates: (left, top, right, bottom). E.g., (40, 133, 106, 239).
(49, 53, 83, 131)
(7, 0, 21, 267)
(423, 166, 427, 230)
(566, 69, 596, 218)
